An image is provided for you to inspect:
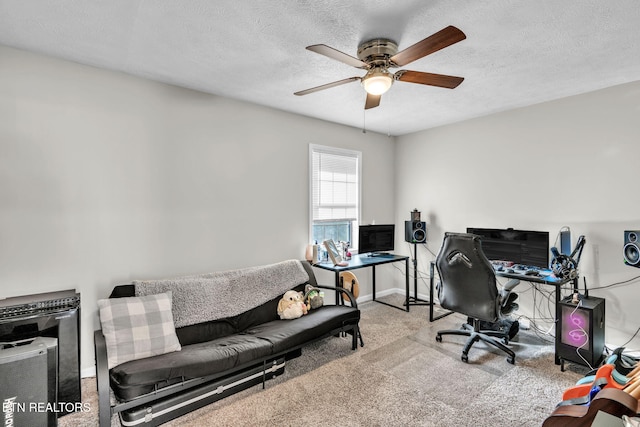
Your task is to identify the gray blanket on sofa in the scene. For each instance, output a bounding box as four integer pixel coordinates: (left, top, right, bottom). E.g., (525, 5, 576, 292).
(134, 260, 310, 327)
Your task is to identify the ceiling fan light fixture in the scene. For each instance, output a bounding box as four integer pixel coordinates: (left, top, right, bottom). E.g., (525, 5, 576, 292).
(296, 27, 466, 110)
(362, 69, 393, 95)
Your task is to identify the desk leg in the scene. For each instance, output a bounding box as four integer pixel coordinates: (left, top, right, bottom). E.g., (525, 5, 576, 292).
(555, 284, 561, 365)
(372, 266, 376, 301)
(405, 258, 410, 312)
(366, 257, 413, 312)
(335, 271, 341, 305)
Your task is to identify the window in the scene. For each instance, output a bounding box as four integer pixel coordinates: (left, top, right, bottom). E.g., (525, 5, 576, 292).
(309, 145, 361, 248)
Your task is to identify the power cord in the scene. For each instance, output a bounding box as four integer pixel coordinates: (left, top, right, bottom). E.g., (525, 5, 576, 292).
(587, 274, 640, 291)
(619, 326, 640, 349)
(568, 299, 594, 371)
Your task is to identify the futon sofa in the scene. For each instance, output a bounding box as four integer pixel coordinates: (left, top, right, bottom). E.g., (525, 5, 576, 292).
(94, 260, 361, 426)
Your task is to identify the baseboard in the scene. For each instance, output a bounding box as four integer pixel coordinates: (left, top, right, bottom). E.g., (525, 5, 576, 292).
(358, 288, 430, 303)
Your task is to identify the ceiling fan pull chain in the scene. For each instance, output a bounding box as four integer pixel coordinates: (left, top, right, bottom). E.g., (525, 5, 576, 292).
(386, 91, 392, 137)
(362, 108, 366, 133)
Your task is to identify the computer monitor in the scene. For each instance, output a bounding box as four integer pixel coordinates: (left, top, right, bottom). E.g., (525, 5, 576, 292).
(359, 224, 395, 255)
(466, 227, 550, 268)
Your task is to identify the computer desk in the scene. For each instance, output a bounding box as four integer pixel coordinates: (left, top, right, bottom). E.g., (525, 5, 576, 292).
(313, 253, 410, 312)
(428, 261, 578, 365)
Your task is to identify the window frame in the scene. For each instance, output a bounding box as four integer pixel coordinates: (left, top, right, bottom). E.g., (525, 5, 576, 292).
(309, 144, 362, 249)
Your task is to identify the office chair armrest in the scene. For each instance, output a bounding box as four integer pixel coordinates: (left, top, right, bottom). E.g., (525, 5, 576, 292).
(503, 278, 520, 292)
(499, 279, 520, 315)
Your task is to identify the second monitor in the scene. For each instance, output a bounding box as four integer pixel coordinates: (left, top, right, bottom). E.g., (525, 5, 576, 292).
(359, 224, 395, 256)
(466, 227, 550, 268)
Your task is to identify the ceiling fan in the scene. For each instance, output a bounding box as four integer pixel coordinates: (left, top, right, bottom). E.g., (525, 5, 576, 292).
(294, 25, 466, 109)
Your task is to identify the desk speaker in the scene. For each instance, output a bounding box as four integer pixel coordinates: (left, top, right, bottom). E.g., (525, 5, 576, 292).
(405, 221, 426, 243)
(557, 296, 605, 369)
(624, 230, 640, 267)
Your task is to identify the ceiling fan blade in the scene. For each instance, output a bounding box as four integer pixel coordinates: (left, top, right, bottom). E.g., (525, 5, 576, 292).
(294, 77, 361, 96)
(396, 70, 464, 89)
(306, 44, 369, 69)
(365, 93, 381, 110)
(390, 26, 466, 67)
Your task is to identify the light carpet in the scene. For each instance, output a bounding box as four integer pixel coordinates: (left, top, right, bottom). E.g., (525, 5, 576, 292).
(60, 296, 586, 426)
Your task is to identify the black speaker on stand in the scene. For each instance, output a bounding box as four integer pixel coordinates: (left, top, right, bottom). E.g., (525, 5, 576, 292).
(557, 296, 605, 371)
(405, 221, 427, 244)
(404, 210, 430, 307)
(624, 230, 640, 268)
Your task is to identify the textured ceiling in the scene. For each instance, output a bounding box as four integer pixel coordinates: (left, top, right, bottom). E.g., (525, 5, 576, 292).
(1, 1, 639, 136)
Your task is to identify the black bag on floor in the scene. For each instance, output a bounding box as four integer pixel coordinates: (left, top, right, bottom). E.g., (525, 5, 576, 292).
(470, 318, 520, 340)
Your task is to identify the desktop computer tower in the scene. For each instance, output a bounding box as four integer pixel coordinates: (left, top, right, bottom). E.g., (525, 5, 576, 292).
(0, 337, 58, 426)
(557, 296, 605, 368)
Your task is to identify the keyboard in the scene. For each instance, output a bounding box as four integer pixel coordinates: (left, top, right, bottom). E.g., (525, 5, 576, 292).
(490, 260, 514, 271)
(491, 262, 553, 278)
(512, 264, 540, 272)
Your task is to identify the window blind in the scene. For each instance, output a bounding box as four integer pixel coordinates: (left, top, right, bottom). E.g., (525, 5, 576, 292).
(311, 146, 360, 223)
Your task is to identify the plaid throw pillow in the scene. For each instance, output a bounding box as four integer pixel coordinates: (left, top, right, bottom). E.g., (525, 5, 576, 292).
(98, 292, 181, 369)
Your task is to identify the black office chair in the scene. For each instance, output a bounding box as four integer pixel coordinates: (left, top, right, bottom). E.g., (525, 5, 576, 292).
(435, 232, 520, 364)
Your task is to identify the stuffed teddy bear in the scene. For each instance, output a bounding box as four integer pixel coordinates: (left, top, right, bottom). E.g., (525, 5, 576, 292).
(304, 284, 324, 310)
(277, 290, 308, 320)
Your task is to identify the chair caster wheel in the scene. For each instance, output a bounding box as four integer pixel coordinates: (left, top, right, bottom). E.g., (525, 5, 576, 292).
(461, 354, 469, 363)
(507, 356, 515, 364)
(436, 335, 442, 342)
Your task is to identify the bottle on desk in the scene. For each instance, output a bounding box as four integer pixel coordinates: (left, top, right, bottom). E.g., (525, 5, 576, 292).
(319, 244, 328, 263)
(306, 241, 324, 264)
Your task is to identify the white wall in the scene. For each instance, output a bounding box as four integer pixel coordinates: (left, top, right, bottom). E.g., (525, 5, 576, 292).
(6, 41, 636, 372)
(0, 45, 396, 374)
(394, 80, 640, 350)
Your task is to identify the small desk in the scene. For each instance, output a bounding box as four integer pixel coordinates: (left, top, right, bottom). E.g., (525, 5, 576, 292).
(428, 261, 578, 365)
(313, 253, 410, 312)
